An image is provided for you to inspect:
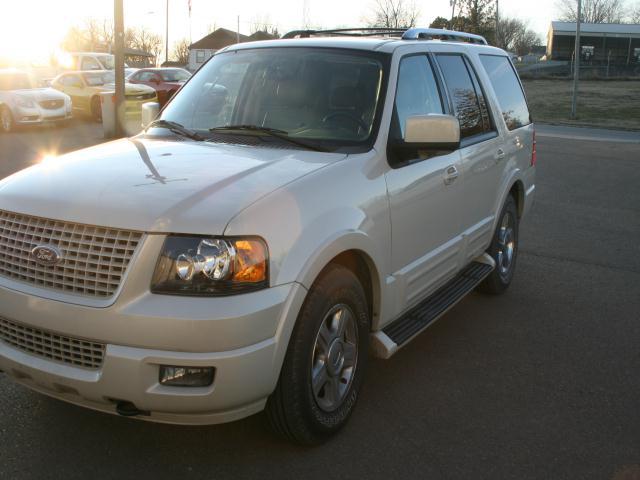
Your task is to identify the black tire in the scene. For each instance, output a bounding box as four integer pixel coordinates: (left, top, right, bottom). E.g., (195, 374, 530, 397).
(0, 106, 14, 133)
(91, 97, 102, 123)
(266, 264, 369, 445)
(478, 194, 519, 295)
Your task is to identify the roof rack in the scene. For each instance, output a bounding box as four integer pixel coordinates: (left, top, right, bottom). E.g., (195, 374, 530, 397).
(282, 28, 406, 39)
(282, 27, 488, 45)
(402, 28, 488, 44)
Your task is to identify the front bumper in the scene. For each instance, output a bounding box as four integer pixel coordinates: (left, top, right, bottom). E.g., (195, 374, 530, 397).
(14, 105, 72, 125)
(0, 246, 308, 424)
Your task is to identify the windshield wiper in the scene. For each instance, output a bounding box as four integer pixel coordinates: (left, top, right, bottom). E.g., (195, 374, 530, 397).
(147, 119, 204, 141)
(209, 124, 329, 152)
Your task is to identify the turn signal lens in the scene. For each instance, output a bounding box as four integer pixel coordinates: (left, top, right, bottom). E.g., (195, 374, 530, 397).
(151, 236, 269, 296)
(233, 240, 267, 283)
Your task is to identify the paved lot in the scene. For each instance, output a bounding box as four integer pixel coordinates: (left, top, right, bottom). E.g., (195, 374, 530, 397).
(0, 123, 639, 479)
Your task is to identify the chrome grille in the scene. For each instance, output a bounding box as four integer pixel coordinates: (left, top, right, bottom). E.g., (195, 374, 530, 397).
(39, 99, 64, 110)
(0, 317, 105, 369)
(0, 210, 143, 298)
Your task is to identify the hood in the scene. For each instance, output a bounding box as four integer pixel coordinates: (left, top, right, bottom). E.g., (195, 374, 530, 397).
(0, 138, 344, 234)
(10, 88, 68, 102)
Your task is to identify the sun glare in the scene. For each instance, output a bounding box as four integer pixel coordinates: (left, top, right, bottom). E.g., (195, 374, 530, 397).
(0, 2, 74, 66)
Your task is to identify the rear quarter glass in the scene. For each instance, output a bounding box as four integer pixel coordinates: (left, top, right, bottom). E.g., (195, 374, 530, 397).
(479, 55, 531, 130)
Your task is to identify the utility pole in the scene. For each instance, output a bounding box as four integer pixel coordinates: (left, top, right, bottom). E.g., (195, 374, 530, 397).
(450, 0, 456, 27)
(114, 0, 125, 137)
(495, 0, 500, 47)
(165, 0, 169, 64)
(570, 0, 582, 119)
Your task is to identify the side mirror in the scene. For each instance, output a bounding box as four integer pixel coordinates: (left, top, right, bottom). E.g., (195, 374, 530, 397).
(141, 102, 160, 128)
(403, 114, 460, 150)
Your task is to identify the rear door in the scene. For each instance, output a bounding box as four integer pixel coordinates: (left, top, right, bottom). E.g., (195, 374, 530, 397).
(385, 54, 465, 310)
(434, 53, 504, 263)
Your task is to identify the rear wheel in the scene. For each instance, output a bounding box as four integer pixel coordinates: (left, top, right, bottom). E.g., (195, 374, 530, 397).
(478, 194, 519, 294)
(266, 264, 369, 445)
(0, 106, 14, 133)
(91, 97, 102, 123)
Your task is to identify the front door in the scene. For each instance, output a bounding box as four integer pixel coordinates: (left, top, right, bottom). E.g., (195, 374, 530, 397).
(385, 54, 465, 311)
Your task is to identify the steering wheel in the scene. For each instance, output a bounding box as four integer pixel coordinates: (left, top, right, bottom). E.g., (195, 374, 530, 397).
(322, 112, 368, 132)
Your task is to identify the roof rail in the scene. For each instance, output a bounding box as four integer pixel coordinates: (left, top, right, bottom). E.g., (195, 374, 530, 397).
(402, 28, 488, 44)
(282, 28, 406, 39)
(282, 27, 489, 45)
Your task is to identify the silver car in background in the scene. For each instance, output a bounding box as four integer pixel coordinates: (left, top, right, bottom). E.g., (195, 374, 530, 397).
(0, 69, 72, 133)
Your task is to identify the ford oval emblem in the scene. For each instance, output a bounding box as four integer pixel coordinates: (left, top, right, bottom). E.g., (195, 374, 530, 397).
(31, 245, 63, 267)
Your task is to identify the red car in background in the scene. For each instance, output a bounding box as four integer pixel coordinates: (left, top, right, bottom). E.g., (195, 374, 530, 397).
(128, 68, 191, 107)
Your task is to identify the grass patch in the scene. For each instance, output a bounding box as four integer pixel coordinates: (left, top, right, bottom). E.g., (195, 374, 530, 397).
(521, 79, 640, 130)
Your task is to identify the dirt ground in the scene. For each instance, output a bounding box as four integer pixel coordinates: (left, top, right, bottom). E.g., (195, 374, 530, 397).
(521, 79, 640, 130)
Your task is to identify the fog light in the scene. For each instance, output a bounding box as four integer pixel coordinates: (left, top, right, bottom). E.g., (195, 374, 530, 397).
(159, 366, 215, 387)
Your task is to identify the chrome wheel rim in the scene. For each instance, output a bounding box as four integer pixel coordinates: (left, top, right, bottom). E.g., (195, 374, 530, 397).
(311, 304, 358, 413)
(496, 211, 515, 278)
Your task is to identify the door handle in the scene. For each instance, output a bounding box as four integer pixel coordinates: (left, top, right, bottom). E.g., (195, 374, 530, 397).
(443, 165, 459, 185)
(496, 148, 506, 162)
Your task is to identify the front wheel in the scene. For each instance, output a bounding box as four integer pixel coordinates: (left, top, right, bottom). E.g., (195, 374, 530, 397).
(478, 194, 519, 294)
(266, 264, 369, 445)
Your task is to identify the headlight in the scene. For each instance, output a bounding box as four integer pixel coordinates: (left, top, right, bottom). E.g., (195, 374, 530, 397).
(151, 236, 268, 295)
(16, 97, 35, 108)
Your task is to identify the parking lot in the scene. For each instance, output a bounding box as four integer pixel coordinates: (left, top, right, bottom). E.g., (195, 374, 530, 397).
(0, 122, 639, 479)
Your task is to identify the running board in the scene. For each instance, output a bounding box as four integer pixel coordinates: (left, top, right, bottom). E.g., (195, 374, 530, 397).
(371, 254, 495, 359)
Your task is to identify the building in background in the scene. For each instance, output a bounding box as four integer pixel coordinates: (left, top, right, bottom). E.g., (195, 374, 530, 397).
(547, 22, 640, 65)
(187, 28, 278, 71)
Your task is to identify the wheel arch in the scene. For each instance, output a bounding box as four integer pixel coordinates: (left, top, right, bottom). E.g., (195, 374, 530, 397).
(295, 234, 384, 331)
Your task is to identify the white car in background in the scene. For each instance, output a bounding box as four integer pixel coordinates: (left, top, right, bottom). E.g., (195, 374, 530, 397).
(0, 69, 72, 133)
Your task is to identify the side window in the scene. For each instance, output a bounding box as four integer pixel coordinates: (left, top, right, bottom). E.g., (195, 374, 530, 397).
(81, 57, 101, 71)
(138, 71, 155, 82)
(394, 55, 444, 138)
(435, 54, 488, 139)
(479, 55, 531, 131)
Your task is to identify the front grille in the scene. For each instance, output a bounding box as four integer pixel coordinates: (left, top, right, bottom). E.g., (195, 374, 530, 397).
(126, 92, 155, 100)
(39, 99, 64, 110)
(0, 317, 105, 369)
(0, 210, 143, 298)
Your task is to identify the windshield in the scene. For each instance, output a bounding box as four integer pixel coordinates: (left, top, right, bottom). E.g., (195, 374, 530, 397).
(160, 47, 388, 150)
(160, 69, 191, 82)
(83, 71, 114, 86)
(97, 55, 115, 70)
(0, 73, 32, 90)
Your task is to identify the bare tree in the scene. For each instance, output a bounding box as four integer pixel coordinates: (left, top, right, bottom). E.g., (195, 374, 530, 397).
(250, 14, 280, 35)
(496, 17, 540, 53)
(557, 0, 626, 23)
(367, 0, 420, 28)
(172, 38, 190, 64)
(458, 0, 495, 38)
(630, 2, 640, 21)
(129, 27, 163, 63)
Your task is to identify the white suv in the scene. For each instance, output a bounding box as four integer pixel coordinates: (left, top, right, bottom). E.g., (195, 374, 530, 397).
(0, 28, 535, 444)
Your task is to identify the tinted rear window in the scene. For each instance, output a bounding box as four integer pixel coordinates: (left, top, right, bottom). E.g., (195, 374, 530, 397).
(479, 55, 531, 130)
(435, 54, 487, 139)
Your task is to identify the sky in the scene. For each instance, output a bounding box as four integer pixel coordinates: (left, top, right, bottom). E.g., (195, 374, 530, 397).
(0, 0, 561, 63)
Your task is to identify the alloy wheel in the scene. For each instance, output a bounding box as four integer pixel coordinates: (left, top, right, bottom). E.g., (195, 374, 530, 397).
(311, 304, 358, 413)
(496, 211, 516, 279)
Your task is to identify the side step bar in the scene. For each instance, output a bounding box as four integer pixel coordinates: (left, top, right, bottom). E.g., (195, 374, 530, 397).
(371, 254, 494, 359)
